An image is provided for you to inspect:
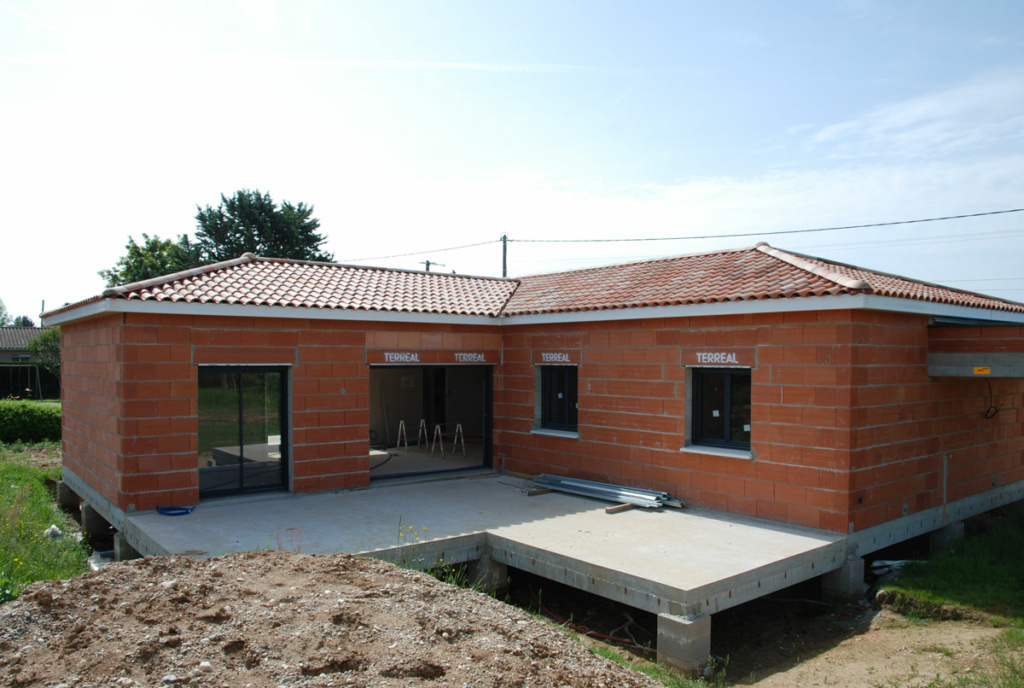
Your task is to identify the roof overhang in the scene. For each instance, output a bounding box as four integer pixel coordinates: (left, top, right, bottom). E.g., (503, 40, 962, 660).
(499, 294, 1024, 327)
(41, 298, 500, 328)
(42, 292, 1024, 329)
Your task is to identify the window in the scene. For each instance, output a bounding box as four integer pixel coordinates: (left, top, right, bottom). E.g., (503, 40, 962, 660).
(693, 368, 751, 450)
(540, 366, 578, 432)
(198, 367, 288, 496)
(10, 355, 30, 362)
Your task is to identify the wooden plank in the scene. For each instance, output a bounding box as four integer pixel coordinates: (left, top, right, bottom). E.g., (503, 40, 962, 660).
(604, 503, 635, 515)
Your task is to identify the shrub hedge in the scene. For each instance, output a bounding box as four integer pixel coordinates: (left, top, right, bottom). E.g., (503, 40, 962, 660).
(0, 400, 61, 443)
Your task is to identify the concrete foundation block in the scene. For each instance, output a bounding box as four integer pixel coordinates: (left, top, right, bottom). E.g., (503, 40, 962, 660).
(113, 532, 141, 562)
(467, 555, 508, 596)
(80, 503, 112, 540)
(55, 481, 80, 511)
(822, 555, 865, 602)
(657, 612, 711, 674)
(929, 520, 965, 553)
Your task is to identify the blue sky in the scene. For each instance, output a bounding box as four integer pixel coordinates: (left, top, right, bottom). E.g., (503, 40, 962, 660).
(2, 1, 1023, 321)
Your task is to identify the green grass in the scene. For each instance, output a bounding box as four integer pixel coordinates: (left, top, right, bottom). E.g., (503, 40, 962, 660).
(0, 443, 89, 601)
(591, 644, 725, 687)
(880, 503, 1024, 687)
(880, 503, 1024, 625)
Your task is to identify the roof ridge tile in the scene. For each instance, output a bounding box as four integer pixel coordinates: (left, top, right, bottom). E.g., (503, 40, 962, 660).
(755, 243, 871, 291)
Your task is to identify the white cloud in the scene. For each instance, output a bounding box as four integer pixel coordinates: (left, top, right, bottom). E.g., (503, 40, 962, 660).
(811, 70, 1024, 159)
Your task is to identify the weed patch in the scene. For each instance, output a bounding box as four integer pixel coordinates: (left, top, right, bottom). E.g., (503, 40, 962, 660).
(0, 446, 88, 600)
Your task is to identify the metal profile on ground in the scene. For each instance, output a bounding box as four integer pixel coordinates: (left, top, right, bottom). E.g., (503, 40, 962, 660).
(532, 473, 684, 509)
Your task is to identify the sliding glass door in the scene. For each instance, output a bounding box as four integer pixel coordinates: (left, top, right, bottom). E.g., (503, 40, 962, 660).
(198, 367, 288, 496)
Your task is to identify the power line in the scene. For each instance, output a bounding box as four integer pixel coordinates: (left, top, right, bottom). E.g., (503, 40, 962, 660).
(335, 206, 1024, 265)
(944, 277, 1024, 283)
(513, 208, 1024, 244)
(339, 239, 498, 263)
(797, 227, 1024, 253)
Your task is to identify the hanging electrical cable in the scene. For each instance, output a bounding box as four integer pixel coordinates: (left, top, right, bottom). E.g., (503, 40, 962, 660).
(513, 208, 1024, 244)
(983, 378, 1003, 420)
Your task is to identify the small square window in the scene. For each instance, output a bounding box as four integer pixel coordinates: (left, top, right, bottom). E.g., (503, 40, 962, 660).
(540, 366, 578, 431)
(693, 368, 751, 450)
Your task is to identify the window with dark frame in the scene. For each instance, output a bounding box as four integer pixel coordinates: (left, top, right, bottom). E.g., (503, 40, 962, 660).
(540, 365, 578, 432)
(693, 367, 751, 450)
(198, 366, 288, 496)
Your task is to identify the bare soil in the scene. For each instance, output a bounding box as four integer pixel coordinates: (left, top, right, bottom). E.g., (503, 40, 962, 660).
(0, 550, 662, 688)
(719, 595, 1010, 687)
(1, 550, 1018, 688)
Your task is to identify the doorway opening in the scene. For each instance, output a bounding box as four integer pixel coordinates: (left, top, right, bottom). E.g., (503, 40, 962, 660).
(369, 365, 492, 478)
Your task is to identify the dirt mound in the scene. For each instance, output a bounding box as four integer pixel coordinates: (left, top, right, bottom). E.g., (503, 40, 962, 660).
(0, 550, 660, 687)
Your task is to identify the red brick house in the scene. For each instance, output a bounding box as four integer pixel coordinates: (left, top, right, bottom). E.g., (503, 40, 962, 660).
(43, 243, 1024, 541)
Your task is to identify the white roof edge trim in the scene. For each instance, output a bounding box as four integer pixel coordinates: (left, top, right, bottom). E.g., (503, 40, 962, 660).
(42, 292, 1024, 329)
(42, 300, 113, 327)
(860, 295, 1024, 324)
(502, 294, 1024, 326)
(501, 295, 872, 325)
(44, 299, 498, 327)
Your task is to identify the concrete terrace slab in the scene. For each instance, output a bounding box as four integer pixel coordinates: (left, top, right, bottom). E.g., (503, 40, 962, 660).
(124, 474, 847, 618)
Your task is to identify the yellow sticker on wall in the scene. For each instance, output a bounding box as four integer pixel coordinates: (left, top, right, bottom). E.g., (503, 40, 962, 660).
(974, 366, 991, 375)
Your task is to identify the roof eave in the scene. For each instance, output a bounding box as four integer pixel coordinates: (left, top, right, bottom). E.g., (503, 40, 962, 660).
(42, 298, 502, 328)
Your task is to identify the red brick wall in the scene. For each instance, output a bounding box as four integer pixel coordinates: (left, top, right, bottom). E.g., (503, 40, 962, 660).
(63, 312, 502, 512)
(847, 319, 1024, 531)
(62, 308, 1024, 532)
(498, 311, 1024, 533)
(498, 312, 857, 531)
(61, 315, 125, 510)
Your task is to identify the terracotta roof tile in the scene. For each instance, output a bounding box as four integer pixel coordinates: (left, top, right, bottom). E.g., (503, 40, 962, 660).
(103, 254, 517, 317)
(504, 244, 1024, 315)
(48, 244, 1024, 321)
(504, 245, 854, 315)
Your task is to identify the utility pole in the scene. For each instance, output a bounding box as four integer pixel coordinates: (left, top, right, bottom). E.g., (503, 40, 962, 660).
(501, 234, 508, 278)
(420, 260, 445, 272)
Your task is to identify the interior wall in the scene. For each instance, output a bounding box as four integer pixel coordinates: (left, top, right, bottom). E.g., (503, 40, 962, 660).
(447, 367, 485, 439)
(369, 368, 424, 448)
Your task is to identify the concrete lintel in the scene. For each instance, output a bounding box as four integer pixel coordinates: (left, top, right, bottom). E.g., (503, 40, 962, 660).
(62, 467, 127, 532)
(928, 352, 1024, 378)
(487, 534, 700, 617)
(849, 480, 1024, 556)
(657, 612, 711, 674)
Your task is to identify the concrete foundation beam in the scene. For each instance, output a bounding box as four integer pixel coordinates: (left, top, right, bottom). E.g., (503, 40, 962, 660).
(467, 554, 508, 596)
(929, 520, 965, 553)
(822, 555, 865, 603)
(55, 481, 80, 511)
(657, 612, 711, 674)
(114, 532, 141, 562)
(80, 503, 112, 541)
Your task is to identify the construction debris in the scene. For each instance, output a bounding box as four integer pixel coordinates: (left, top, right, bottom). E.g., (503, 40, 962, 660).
(531, 474, 683, 510)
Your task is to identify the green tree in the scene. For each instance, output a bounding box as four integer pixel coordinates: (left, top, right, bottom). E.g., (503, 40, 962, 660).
(28, 327, 61, 379)
(194, 189, 333, 263)
(0, 298, 10, 326)
(99, 233, 202, 288)
(12, 315, 35, 327)
(100, 190, 331, 287)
